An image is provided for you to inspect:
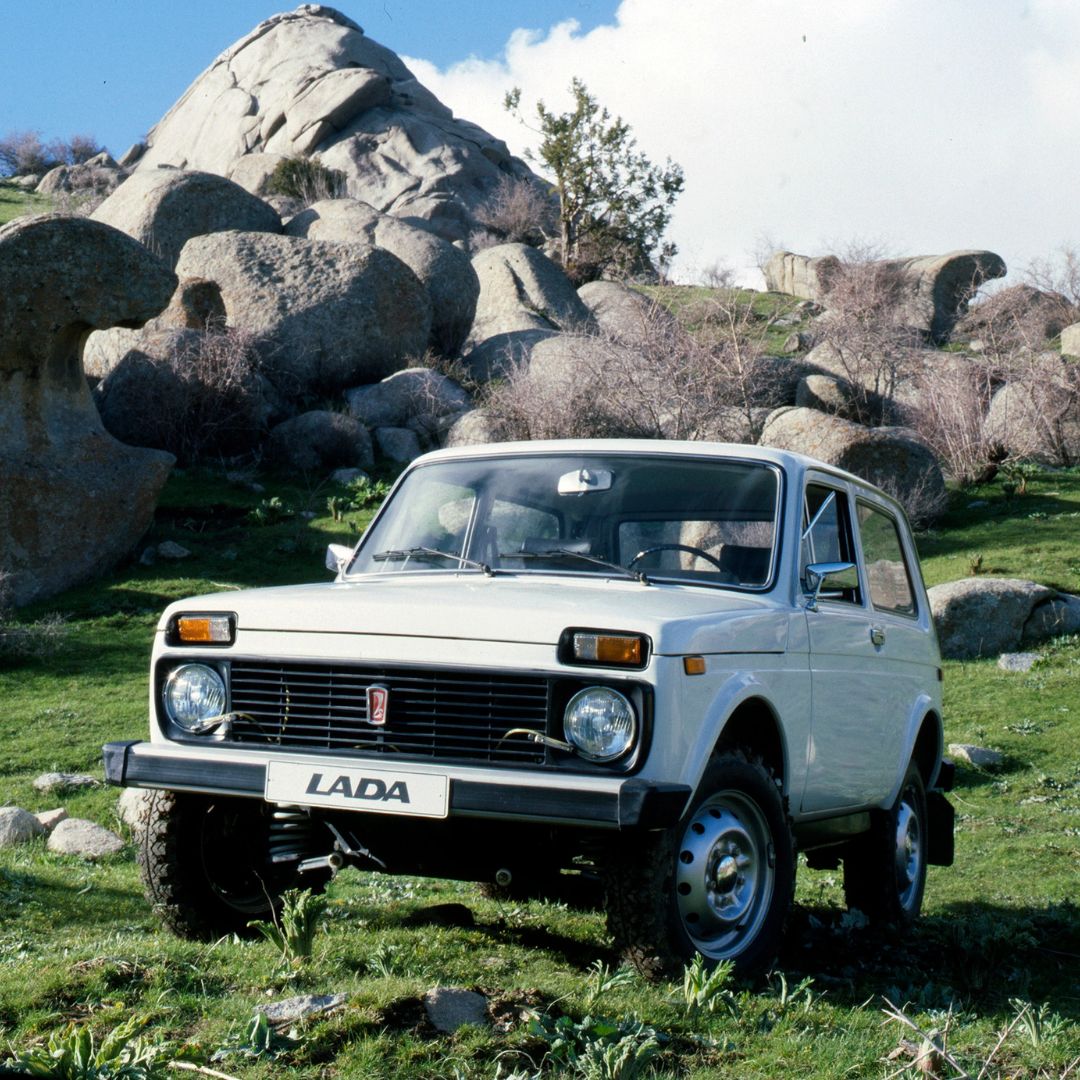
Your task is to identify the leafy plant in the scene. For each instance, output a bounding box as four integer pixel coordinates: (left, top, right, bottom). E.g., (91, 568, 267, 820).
(248, 496, 295, 526)
(210, 1010, 300, 1063)
(999, 460, 1041, 496)
(248, 887, 327, 964)
(527, 1012, 660, 1080)
(344, 475, 392, 511)
(0, 1016, 181, 1079)
(677, 954, 739, 1017)
(583, 959, 636, 1011)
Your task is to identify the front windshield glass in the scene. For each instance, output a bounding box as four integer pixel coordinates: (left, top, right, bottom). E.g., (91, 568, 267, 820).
(348, 453, 781, 588)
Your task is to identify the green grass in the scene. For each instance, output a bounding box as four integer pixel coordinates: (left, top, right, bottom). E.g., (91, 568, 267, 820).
(0, 181, 47, 225)
(1, 466, 1078, 1077)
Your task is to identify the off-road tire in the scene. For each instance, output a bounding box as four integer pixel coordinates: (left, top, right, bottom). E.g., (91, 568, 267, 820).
(843, 760, 928, 926)
(603, 751, 795, 978)
(137, 789, 314, 940)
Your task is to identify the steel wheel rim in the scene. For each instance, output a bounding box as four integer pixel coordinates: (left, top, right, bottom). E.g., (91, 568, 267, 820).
(201, 804, 276, 914)
(893, 789, 923, 911)
(674, 791, 775, 960)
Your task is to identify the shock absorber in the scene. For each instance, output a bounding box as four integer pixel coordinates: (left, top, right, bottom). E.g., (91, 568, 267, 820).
(267, 805, 319, 865)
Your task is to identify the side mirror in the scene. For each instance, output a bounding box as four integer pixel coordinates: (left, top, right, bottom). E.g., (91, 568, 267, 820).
(325, 543, 354, 575)
(803, 560, 856, 611)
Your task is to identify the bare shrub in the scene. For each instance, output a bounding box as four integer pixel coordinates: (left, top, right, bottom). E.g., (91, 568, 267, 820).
(700, 261, 736, 290)
(991, 351, 1080, 467)
(0, 572, 65, 662)
(480, 293, 781, 443)
(0, 130, 106, 177)
(1025, 245, 1080, 308)
(99, 328, 271, 465)
(910, 356, 1005, 486)
(474, 174, 556, 248)
(812, 248, 924, 421)
(958, 283, 1078, 356)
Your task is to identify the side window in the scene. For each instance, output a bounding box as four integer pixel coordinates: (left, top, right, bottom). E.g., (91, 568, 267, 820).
(801, 484, 860, 604)
(857, 502, 917, 616)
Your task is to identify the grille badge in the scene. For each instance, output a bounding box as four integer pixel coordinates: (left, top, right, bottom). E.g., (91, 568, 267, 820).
(366, 684, 389, 726)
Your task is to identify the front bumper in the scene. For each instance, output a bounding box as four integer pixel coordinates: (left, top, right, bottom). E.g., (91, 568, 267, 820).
(103, 740, 690, 830)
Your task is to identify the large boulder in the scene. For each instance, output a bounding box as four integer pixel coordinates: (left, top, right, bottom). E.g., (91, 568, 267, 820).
(576, 280, 672, 339)
(759, 407, 946, 526)
(0, 215, 176, 606)
(767, 249, 1006, 342)
(264, 410, 374, 473)
(927, 577, 1080, 659)
(468, 244, 596, 346)
(132, 6, 538, 244)
(285, 198, 479, 356)
(174, 230, 431, 394)
(344, 367, 471, 445)
(460, 329, 558, 383)
(91, 168, 281, 270)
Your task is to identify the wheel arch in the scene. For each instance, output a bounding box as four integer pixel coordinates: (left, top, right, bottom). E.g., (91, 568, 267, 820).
(911, 708, 944, 788)
(712, 696, 787, 795)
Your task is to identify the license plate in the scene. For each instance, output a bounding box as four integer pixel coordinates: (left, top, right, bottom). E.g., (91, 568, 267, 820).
(265, 760, 449, 818)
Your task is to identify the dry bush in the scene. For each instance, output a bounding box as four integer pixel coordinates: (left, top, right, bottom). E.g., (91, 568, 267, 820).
(99, 328, 271, 466)
(812, 250, 924, 419)
(474, 174, 556, 248)
(0, 130, 106, 177)
(266, 156, 347, 203)
(480, 293, 781, 443)
(910, 356, 1005, 486)
(958, 283, 1078, 356)
(991, 351, 1080, 467)
(1025, 245, 1080, 307)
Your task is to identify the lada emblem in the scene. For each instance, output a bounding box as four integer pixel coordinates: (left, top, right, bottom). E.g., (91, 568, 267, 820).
(366, 684, 389, 726)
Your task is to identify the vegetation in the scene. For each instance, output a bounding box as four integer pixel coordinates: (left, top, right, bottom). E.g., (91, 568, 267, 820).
(265, 155, 348, 203)
(505, 79, 684, 282)
(0, 464, 1078, 1077)
(0, 183, 48, 226)
(0, 130, 106, 177)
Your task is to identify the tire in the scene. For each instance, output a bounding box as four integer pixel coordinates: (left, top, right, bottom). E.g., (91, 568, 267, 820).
(604, 752, 795, 978)
(137, 790, 319, 939)
(843, 761, 928, 926)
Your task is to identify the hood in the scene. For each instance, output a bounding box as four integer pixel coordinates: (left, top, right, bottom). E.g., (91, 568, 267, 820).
(161, 572, 790, 656)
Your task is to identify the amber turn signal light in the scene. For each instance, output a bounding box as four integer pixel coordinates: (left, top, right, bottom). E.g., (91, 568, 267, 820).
(573, 632, 643, 666)
(683, 656, 707, 676)
(175, 614, 234, 645)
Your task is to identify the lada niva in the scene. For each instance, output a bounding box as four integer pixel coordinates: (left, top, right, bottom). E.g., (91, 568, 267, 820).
(105, 440, 953, 974)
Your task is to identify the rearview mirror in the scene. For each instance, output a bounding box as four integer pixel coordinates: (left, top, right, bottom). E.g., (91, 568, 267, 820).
(325, 543, 353, 575)
(803, 560, 856, 611)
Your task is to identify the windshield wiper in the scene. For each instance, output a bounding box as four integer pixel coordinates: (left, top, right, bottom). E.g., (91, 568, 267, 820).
(502, 548, 648, 585)
(372, 547, 493, 577)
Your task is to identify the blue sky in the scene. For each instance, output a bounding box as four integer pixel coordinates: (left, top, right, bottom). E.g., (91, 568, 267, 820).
(0, 1, 619, 156)
(4, 1, 1080, 285)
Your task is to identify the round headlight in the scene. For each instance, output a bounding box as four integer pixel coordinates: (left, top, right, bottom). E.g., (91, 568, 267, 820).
(163, 663, 227, 733)
(563, 687, 637, 762)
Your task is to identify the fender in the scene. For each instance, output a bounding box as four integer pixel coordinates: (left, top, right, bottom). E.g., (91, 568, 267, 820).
(878, 691, 942, 808)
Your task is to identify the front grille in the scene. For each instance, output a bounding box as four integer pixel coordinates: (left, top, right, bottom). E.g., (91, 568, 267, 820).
(225, 661, 549, 765)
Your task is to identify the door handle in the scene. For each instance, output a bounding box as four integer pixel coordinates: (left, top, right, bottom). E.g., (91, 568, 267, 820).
(870, 625, 886, 647)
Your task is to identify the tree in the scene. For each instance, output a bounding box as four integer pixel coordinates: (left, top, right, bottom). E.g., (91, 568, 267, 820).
(505, 79, 684, 281)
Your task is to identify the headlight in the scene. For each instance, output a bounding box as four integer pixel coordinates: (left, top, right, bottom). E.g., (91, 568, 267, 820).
(163, 664, 227, 733)
(563, 687, 637, 762)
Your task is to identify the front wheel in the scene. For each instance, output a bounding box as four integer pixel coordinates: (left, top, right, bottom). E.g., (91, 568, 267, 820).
(137, 790, 321, 939)
(604, 752, 795, 977)
(843, 761, 928, 926)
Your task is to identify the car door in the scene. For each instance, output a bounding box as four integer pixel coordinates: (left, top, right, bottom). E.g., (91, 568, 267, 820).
(798, 478, 896, 812)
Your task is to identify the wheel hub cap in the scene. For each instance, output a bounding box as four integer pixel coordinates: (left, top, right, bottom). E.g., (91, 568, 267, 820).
(675, 792, 775, 960)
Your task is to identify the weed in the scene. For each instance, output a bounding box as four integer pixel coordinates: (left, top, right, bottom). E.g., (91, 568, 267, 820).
(210, 1010, 300, 1063)
(527, 1012, 661, 1079)
(676, 954, 739, 1018)
(247, 496, 295, 526)
(248, 887, 327, 964)
(583, 960, 636, 1012)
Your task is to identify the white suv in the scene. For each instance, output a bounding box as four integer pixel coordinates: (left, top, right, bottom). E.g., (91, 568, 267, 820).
(105, 440, 954, 975)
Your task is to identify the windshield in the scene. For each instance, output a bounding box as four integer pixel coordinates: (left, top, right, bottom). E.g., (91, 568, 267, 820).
(348, 452, 781, 589)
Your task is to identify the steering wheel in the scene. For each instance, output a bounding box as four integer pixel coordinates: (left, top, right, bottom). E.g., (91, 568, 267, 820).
(628, 543, 728, 573)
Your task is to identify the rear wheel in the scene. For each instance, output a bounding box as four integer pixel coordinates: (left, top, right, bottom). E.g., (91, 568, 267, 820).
(604, 752, 795, 977)
(843, 761, 927, 925)
(137, 790, 322, 939)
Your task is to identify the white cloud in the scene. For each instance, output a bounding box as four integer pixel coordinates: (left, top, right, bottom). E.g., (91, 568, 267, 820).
(405, 0, 1080, 285)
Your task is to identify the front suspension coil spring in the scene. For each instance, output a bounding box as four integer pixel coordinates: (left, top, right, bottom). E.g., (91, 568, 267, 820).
(267, 805, 319, 864)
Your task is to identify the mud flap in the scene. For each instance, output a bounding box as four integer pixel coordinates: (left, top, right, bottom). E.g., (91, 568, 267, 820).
(926, 789, 955, 866)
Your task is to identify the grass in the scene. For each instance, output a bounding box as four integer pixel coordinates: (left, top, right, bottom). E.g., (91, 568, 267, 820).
(0, 181, 47, 225)
(1, 465, 1079, 1077)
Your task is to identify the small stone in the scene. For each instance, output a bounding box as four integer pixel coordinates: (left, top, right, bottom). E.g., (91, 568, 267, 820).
(948, 743, 1005, 768)
(259, 993, 347, 1026)
(997, 652, 1040, 673)
(157, 541, 191, 560)
(967, 500, 988, 509)
(35, 808, 68, 834)
(0, 807, 46, 848)
(423, 987, 488, 1033)
(33, 772, 99, 793)
(139, 546, 157, 566)
(47, 818, 125, 859)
